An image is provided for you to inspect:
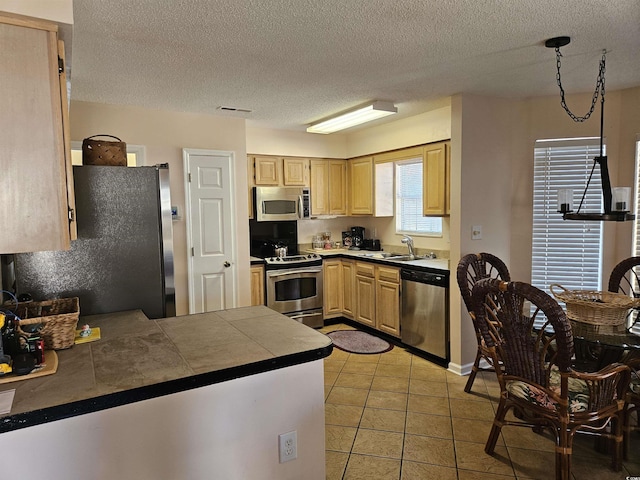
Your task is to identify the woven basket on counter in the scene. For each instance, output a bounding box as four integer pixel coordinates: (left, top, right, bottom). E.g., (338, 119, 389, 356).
(13, 297, 80, 350)
(550, 283, 640, 327)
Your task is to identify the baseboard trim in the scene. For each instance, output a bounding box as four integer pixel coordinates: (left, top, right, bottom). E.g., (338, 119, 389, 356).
(447, 362, 471, 376)
(449, 358, 492, 377)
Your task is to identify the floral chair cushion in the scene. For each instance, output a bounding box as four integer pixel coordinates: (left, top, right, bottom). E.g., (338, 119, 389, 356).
(631, 370, 639, 395)
(505, 367, 590, 413)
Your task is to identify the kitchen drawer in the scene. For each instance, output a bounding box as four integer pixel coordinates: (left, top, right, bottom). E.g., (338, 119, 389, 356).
(377, 266, 400, 284)
(355, 262, 375, 277)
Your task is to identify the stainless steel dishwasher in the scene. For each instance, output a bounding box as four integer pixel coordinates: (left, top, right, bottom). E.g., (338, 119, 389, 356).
(401, 269, 449, 365)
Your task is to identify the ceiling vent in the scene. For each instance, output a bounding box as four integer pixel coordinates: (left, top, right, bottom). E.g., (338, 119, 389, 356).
(216, 106, 252, 113)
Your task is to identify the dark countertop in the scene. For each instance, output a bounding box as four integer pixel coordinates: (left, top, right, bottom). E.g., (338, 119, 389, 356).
(250, 256, 265, 265)
(0, 306, 332, 433)
(304, 249, 450, 275)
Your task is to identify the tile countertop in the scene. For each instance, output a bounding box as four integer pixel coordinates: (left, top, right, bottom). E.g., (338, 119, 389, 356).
(303, 249, 450, 272)
(0, 306, 332, 433)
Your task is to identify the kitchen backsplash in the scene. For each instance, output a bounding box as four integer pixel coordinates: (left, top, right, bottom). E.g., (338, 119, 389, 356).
(297, 215, 450, 257)
(299, 242, 449, 259)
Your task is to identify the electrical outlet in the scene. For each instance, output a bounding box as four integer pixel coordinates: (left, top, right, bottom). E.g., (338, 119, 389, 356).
(278, 431, 297, 463)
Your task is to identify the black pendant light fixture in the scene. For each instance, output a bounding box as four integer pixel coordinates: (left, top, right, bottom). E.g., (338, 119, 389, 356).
(546, 36, 634, 222)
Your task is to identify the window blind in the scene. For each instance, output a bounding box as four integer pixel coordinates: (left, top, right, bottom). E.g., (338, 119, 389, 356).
(532, 140, 603, 297)
(631, 140, 640, 334)
(632, 140, 640, 257)
(395, 160, 442, 235)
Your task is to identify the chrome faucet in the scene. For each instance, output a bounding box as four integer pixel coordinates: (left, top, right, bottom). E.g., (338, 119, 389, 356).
(401, 235, 415, 259)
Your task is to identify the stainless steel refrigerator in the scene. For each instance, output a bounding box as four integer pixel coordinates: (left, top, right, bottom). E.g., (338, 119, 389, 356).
(14, 165, 175, 319)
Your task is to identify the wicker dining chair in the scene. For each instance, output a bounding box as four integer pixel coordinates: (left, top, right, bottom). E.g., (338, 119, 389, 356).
(471, 278, 631, 480)
(456, 253, 511, 393)
(608, 256, 640, 327)
(608, 257, 640, 458)
(623, 357, 640, 459)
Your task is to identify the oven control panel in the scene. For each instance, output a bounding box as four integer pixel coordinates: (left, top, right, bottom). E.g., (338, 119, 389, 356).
(264, 253, 322, 268)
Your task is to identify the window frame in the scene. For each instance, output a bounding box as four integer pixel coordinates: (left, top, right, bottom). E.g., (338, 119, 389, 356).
(531, 137, 604, 298)
(394, 157, 443, 237)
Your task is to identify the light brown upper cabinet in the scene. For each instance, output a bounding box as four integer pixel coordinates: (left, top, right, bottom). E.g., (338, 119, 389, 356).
(423, 141, 450, 216)
(348, 156, 374, 215)
(253, 155, 281, 185)
(0, 12, 76, 253)
(248, 154, 310, 217)
(283, 157, 308, 185)
(250, 155, 309, 187)
(310, 159, 347, 216)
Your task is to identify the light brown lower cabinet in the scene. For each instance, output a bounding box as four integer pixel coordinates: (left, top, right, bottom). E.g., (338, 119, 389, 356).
(322, 258, 401, 337)
(375, 266, 401, 337)
(352, 261, 402, 337)
(323, 259, 343, 316)
(250, 265, 265, 306)
(341, 259, 355, 318)
(354, 262, 376, 327)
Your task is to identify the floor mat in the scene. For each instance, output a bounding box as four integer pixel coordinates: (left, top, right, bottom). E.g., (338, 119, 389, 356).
(326, 330, 393, 354)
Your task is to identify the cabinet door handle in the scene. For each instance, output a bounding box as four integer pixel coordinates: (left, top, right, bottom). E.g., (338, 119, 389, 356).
(224, 261, 231, 268)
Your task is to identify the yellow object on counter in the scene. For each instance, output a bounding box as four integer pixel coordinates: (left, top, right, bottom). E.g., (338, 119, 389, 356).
(74, 327, 101, 344)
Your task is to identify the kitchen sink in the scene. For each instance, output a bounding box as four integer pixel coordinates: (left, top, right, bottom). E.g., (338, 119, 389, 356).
(387, 255, 424, 261)
(358, 252, 434, 261)
(359, 252, 400, 258)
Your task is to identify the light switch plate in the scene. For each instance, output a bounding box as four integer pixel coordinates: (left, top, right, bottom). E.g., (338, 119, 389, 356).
(472, 225, 482, 240)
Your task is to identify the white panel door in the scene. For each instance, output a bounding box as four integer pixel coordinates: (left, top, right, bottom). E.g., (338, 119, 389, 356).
(184, 149, 236, 313)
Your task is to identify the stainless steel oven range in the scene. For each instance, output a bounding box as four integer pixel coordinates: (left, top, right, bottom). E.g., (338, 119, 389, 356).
(265, 254, 323, 328)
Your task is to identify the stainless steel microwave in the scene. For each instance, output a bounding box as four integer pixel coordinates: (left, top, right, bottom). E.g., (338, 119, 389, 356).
(254, 186, 310, 221)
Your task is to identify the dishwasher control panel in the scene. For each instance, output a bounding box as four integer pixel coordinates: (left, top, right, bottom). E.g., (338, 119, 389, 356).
(400, 269, 448, 287)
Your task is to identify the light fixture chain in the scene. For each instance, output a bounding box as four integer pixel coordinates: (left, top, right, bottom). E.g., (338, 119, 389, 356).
(555, 48, 606, 123)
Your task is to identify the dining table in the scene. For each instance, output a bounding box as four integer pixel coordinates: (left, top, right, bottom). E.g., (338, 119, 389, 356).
(567, 319, 640, 454)
(570, 319, 640, 372)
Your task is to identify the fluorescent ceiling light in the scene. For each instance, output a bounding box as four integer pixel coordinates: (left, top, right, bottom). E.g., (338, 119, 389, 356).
(306, 101, 397, 134)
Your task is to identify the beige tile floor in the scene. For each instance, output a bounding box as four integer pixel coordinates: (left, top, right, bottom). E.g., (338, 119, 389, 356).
(321, 323, 640, 480)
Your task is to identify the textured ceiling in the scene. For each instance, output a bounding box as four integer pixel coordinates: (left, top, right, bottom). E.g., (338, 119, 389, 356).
(70, 0, 640, 132)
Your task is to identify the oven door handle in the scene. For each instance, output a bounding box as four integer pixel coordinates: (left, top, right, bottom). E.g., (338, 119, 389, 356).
(267, 268, 322, 277)
(288, 312, 321, 320)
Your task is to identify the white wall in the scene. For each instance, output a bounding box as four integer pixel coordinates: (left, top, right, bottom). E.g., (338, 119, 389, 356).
(449, 94, 518, 375)
(246, 126, 347, 158)
(0, 361, 326, 480)
(510, 87, 640, 285)
(70, 101, 250, 316)
(345, 105, 452, 158)
(0, 0, 73, 23)
(249, 106, 454, 254)
(448, 88, 640, 374)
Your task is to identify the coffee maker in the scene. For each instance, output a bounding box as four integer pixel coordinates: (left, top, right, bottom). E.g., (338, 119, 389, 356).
(350, 226, 365, 250)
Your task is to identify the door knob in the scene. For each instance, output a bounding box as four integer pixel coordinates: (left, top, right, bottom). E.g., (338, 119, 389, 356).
(224, 261, 231, 268)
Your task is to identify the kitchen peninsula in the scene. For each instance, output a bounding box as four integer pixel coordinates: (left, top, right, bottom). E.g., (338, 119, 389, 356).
(0, 306, 332, 480)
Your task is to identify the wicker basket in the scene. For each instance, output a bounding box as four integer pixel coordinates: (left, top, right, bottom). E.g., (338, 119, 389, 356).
(550, 284, 640, 326)
(82, 134, 127, 166)
(12, 297, 80, 350)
